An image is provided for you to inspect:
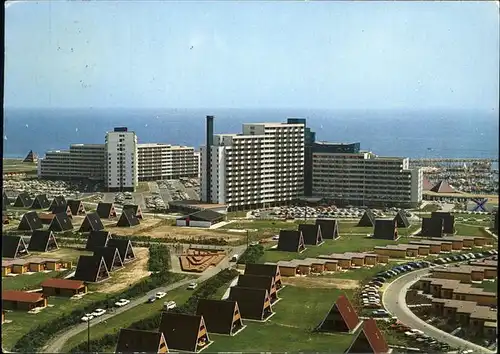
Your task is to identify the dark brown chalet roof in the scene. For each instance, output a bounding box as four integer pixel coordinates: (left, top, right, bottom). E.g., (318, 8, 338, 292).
(31, 194, 51, 209)
(122, 204, 143, 218)
(422, 177, 434, 191)
(18, 211, 43, 231)
(237, 274, 275, 295)
(430, 180, 457, 194)
(92, 246, 123, 271)
(373, 219, 397, 240)
(2, 235, 29, 258)
(96, 202, 116, 219)
(48, 196, 67, 212)
(277, 230, 305, 252)
(394, 210, 410, 228)
(27, 230, 58, 252)
(298, 224, 323, 245)
(116, 328, 167, 354)
(106, 238, 136, 262)
(315, 218, 339, 239)
(357, 209, 375, 227)
(228, 286, 271, 321)
(78, 212, 104, 232)
(116, 208, 140, 227)
(317, 294, 360, 333)
(85, 231, 112, 251)
(67, 199, 85, 215)
(49, 212, 74, 232)
(196, 299, 243, 335)
(421, 217, 444, 238)
(159, 312, 208, 353)
(244, 262, 282, 288)
(73, 255, 109, 283)
(346, 319, 390, 354)
(51, 204, 72, 217)
(431, 212, 455, 234)
(14, 192, 33, 208)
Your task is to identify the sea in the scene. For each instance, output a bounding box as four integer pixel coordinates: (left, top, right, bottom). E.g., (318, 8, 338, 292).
(3, 108, 499, 165)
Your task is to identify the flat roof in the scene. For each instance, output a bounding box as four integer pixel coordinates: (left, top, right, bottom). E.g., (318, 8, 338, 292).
(432, 265, 490, 275)
(431, 297, 497, 321)
(410, 239, 453, 245)
(272, 261, 298, 268)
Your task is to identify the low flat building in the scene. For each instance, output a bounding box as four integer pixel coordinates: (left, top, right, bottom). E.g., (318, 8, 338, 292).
(396, 243, 430, 256)
(409, 238, 453, 252)
(2, 290, 48, 311)
(317, 254, 353, 269)
(374, 245, 418, 258)
(469, 259, 497, 269)
(443, 235, 491, 248)
(431, 298, 497, 336)
(41, 278, 87, 297)
(266, 261, 297, 277)
(431, 265, 497, 284)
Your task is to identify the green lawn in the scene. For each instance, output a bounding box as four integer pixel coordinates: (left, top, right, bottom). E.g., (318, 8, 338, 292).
(2, 271, 61, 291)
(473, 279, 497, 293)
(454, 223, 488, 237)
(61, 287, 193, 352)
(208, 286, 354, 352)
(2, 293, 107, 351)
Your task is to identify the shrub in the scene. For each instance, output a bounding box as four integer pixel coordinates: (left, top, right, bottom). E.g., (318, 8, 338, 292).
(148, 244, 172, 272)
(237, 244, 264, 264)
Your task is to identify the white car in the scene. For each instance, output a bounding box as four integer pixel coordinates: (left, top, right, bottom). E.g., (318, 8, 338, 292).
(81, 313, 94, 322)
(92, 308, 106, 317)
(156, 291, 167, 299)
(187, 282, 198, 290)
(164, 301, 177, 310)
(272, 235, 279, 241)
(115, 299, 131, 307)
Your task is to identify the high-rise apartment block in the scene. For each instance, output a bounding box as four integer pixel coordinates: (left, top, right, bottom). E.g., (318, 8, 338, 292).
(105, 127, 138, 192)
(312, 142, 423, 208)
(38, 128, 199, 189)
(201, 116, 305, 211)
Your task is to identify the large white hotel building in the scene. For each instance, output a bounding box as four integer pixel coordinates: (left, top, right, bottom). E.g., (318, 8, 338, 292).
(200, 116, 305, 211)
(200, 116, 422, 210)
(38, 127, 199, 191)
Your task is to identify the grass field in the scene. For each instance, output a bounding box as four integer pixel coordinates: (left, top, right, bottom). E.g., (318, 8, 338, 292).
(2, 271, 61, 291)
(454, 223, 490, 237)
(208, 286, 354, 352)
(2, 292, 107, 351)
(61, 287, 193, 352)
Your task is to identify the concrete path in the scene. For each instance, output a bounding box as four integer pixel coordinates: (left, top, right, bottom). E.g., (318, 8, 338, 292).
(382, 269, 495, 354)
(221, 276, 239, 300)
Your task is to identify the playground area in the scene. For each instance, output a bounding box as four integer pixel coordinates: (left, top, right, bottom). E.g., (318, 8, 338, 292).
(179, 248, 227, 273)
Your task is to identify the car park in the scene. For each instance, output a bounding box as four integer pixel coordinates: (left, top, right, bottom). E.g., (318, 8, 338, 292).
(370, 280, 383, 287)
(92, 308, 106, 317)
(115, 299, 131, 307)
(445, 257, 452, 262)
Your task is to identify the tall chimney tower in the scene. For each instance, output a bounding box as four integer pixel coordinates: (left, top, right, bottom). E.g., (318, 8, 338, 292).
(205, 115, 214, 202)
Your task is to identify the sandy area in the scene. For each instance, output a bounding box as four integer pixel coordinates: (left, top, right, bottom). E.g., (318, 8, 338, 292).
(110, 219, 242, 242)
(283, 276, 360, 290)
(96, 247, 150, 294)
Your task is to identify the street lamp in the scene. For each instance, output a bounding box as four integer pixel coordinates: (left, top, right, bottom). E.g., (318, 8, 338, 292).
(87, 317, 91, 352)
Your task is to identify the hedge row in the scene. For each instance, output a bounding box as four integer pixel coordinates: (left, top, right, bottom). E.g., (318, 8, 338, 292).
(148, 244, 172, 272)
(237, 244, 264, 264)
(111, 234, 229, 246)
(69, 268, 239, 353)
(12, 247, 181, 352)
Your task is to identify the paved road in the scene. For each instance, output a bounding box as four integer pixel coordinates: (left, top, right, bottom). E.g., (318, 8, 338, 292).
(43, 244, 248, 353)
(382, 269, 495, 354)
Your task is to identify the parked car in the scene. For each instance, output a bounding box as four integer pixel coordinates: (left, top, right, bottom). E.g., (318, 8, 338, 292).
(370, 281, 383, 287)
(163, 301, 177, 310)
(156, 291, 167, 299)
(272, 235, 279, 241)
(92, 308, 106, 317)
(115, 299, 131, 307)
(372, 309, 390, 318)
(147, 296, 157, 303)
(81, 313, 94, 322)
(187, 282, 198, 290)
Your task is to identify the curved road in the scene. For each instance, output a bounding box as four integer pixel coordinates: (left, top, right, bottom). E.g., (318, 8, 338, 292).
(43, 244, 247, 353)
(383, 268, 495, 354)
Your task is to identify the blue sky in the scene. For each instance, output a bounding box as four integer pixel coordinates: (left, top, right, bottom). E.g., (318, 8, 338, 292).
(4, 0, 499, 111)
